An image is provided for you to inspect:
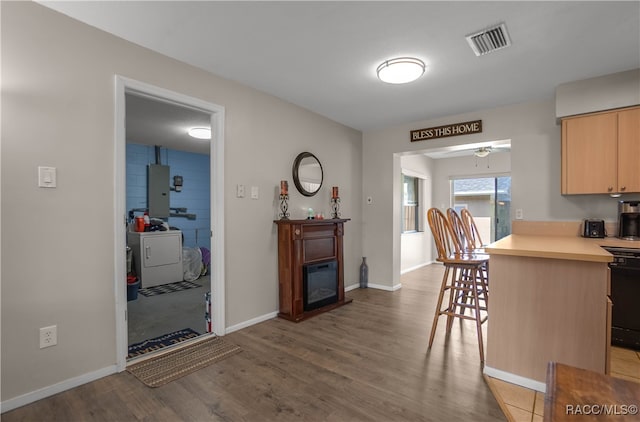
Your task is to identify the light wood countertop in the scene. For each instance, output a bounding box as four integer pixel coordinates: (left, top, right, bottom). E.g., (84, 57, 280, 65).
(486, 235, 615, 262)
(486, 221, 640, 262)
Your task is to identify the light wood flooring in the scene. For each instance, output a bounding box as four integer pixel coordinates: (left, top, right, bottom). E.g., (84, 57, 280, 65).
(2, 264, 505, 421)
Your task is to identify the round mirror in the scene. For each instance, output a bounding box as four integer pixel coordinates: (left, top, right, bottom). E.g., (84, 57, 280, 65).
(292, 152, 323, 197)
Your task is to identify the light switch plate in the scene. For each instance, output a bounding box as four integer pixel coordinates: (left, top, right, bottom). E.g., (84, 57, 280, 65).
(38, 166, 57, 188)
(250, 186, 259, 199)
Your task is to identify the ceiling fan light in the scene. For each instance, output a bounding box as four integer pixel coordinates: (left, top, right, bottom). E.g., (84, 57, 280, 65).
(474, 147, 491, 158)
(377, 57, 426, 84)
(188, 127, 211, 139)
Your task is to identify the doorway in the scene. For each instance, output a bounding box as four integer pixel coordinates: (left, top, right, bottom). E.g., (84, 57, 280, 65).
(124, 134, 210, 355)
(397, 142, 511, 276)
(114, 76, 226, 371)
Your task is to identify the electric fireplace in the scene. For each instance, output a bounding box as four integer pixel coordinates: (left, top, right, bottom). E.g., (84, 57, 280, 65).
(274, 218, 351, 321)
(303, 260, 338, 312)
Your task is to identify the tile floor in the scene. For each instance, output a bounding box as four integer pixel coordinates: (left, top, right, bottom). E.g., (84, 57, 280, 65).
(486, 346, 640, 422)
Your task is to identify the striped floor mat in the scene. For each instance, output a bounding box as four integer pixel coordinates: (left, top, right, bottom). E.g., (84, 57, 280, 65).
(138, 280, 201, 297)
(127, 336, 241, 387)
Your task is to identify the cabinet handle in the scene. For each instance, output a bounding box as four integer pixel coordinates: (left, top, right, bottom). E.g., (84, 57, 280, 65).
(145, 246, 151, 260)
(608, 186, 613, 192)
(621, 186, 626, 191)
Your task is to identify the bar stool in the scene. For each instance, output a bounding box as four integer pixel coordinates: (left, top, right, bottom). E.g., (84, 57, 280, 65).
(427, 208, 489, 364)
(446, 208, 489, 312)
(460, 208, 485, 252)
(446, 208, 471, 252)
(459, 208, 489, 288)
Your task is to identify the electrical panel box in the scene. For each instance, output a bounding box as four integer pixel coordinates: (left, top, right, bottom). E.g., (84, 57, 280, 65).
(148, 164, 170, 218)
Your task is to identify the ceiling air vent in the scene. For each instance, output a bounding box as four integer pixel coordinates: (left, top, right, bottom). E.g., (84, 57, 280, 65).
(466, 23, 511, 56)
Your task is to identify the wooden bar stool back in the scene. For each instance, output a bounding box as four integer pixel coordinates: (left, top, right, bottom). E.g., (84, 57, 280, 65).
(454, 207, 489, 277)
(427, 208, 489, 364)
(460, 208, 484, 251)
(446, 208, 471, 252)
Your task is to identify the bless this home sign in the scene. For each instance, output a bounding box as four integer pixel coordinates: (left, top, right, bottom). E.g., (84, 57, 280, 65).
(410, 120, 482, 142)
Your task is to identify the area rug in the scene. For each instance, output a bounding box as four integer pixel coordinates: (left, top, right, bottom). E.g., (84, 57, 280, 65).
(127, 328, 200, 359)
(127, 336, 242, 387)
(138, 280, 201, 297)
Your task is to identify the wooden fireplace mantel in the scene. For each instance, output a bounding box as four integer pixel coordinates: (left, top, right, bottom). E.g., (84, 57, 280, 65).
(274, 218, 352, 322)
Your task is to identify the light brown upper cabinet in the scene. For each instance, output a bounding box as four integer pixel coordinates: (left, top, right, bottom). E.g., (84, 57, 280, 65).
(562, 106, 640, 195)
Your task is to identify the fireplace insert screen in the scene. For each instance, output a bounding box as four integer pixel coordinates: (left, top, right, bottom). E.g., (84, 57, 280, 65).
(303, 260, 338, 312)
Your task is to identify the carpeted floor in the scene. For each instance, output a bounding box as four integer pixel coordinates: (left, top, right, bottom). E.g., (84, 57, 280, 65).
(127, 335, 241, 387)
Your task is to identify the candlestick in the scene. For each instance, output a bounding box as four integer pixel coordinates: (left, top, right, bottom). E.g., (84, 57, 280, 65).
(279, 194, 290, 219)
(280, 180, 288, 196)
(332, 186, 339, 199)
(330, 196, 341, 219)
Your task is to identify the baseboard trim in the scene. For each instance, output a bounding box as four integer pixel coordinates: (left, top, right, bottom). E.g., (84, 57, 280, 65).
(225, 311, 279, 334)
(345, 283, 359, 292)
(1, 365, 117, 413)
(365, 282, 402, 292)
(346, 282, 401, 292)
(483, 365, 546, 393)
(401, 261, 434, 274)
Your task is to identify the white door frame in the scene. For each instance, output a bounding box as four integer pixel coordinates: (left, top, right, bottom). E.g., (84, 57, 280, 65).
(114, 76, 225, 371)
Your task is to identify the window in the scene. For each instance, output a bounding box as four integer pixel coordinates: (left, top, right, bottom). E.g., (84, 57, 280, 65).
(402, 174, 420, 232)
(450, 176, 511, 242)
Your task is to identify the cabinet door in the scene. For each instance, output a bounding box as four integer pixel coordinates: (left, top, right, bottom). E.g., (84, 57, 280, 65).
(617, 107, 640, 193)
(562, 112, 617, 194)
(143, 233, 182, 268)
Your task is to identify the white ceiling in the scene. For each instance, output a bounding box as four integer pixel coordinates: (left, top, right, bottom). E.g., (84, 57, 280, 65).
(125, 93, 212, 154)
(40, 1, 640, 154)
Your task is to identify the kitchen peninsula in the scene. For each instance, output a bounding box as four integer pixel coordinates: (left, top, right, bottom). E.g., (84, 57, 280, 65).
(484, 222, 620, 392)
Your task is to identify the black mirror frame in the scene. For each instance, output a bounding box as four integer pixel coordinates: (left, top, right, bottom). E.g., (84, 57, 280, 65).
(292, 152, 323, 197)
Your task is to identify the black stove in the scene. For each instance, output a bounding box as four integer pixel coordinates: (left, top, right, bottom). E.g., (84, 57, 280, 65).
(604, 247, 640, 350)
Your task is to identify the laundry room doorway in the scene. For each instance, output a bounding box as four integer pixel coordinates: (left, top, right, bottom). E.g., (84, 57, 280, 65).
(114, 76, 226, 371)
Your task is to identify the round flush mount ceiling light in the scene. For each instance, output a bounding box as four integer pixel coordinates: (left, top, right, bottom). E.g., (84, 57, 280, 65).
(376, 57, 426, 84)
(188, 127, 211, 139)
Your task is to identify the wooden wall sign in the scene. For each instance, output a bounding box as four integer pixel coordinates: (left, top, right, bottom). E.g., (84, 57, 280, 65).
(410, 120, 482, 142)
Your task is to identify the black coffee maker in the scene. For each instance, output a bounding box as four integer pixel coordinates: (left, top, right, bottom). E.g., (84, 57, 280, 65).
(618, 201, 640, 240)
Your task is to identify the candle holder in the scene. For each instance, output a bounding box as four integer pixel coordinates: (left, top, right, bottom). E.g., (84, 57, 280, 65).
(279, 194, 290, 219)
(330, 197, 341, 219)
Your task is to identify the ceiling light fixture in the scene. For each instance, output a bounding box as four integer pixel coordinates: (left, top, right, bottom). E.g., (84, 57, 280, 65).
(188, 127, 211, 139)
(474, 147, 491, 158)
(376, 57, 426, 84)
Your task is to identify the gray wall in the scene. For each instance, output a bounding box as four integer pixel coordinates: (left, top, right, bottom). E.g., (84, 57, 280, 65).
(432, 152, 511, 213)
(1, 2, 362, 403)
(556, 68, 640, 118)
(363, 97, 639, 289)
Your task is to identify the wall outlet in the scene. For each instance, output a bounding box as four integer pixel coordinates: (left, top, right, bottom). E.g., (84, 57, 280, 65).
(236, 184, 245, 198)
(39, 325, 57, 348)
(515, 208, 524, 220)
